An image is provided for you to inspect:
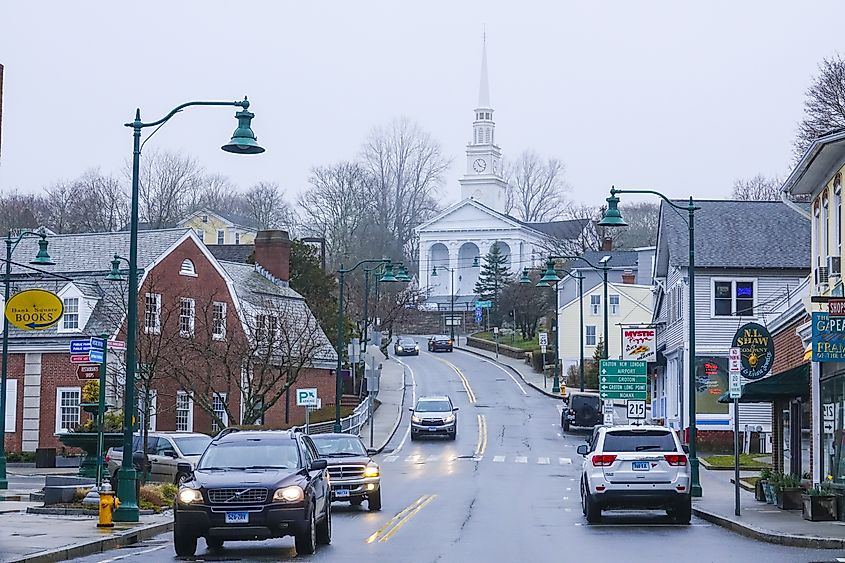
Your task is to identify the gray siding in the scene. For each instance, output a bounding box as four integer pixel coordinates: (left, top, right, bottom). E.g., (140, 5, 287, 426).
(656, 266, 687, 353)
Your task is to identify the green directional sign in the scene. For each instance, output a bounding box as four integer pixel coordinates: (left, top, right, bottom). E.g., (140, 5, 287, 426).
(599, 360, 647, 400)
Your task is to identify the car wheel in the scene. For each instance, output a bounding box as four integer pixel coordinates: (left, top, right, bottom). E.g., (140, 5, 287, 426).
(449, 431, 457, 441)
(369, 488, 382, 511)
(670, 497, 692, 524)
(174, 531, 197, 557)
(583, 483, 601, 524)
(295, 506, 317, 555)
(562, 419, 570, 432)
(316, 503, 332, 545)
(410, 432, 417, 441)
(206, 537, 224, 550)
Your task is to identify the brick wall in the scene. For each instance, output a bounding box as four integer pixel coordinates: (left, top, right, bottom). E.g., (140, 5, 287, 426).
(771, 313, 810, 375)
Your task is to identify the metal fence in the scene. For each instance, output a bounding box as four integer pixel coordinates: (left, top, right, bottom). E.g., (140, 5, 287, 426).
(294, 400, 371, 436)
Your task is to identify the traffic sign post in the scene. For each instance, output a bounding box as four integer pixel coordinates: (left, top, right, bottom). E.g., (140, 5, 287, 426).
(729, 347, 741, 517)
(76, 364, 100, 380)
(627, 400, 646, 420)
(598, 360, 647, 400)
(538, 332, 548, 347)
(296, 388, 319, 435)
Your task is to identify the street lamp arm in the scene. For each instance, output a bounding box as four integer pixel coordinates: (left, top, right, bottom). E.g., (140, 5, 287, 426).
(610, 187, 701, 212)
(124, 99, 250, 130)
(7, 230, 47, 253)
(547, 254, 609, 271)
(340, 258, 390, 275)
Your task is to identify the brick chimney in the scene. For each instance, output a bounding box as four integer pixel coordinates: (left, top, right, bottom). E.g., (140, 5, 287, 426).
(622, 269, 635, 284)
(601, 237, 613, 251)
(254, 230, 291, 282)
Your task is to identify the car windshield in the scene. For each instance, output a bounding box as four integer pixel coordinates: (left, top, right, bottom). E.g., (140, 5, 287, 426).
(602, 430, 678, 452)
(173, 436, 212, 456)
(398, 338, 416, 345)
(197, 440, 300, 470)
(434, 335, 449, 340)
(311, 435, 367, 457)
(416, 400, 452, 412)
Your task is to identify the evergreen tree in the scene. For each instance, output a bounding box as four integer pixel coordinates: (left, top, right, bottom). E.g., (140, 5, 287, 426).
(474, 243, 514, 326)
(585, 336, 605, 390)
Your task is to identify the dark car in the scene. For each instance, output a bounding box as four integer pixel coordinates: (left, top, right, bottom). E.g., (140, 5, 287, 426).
(428, 334, 453, 352)
(173, 430, 331, 556)
(563, 392, 602, 431)
(394, 337, 420, 356)
(310, 433, 381, 511)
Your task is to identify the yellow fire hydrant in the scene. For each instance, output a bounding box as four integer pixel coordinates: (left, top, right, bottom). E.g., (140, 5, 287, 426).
(97, 484, 120, 528)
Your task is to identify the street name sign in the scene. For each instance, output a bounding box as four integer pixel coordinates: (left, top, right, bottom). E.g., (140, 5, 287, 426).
(296, 388, 318, 407)
(88, 338, 105, 364)
(76, 364, 100, 380)
(108, 340, 126, 350)
(70, 340, 91, 354)
(475, 300, 492, 309)
(70, 354, 90, 364)
(599, 360, 647, 400)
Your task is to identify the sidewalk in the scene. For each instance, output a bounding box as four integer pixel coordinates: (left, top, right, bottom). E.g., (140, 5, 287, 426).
(693, 467, 845, 549)
(358, 347, 407, 452)
(0, 509, 173, 563)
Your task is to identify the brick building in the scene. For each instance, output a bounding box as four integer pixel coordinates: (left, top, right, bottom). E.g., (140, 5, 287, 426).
(2, 228, 336, 454)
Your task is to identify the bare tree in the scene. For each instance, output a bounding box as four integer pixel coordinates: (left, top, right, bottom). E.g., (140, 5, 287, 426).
(299, 161, 371, 267)
(731, 174, 782, 201)
(795, 52, 845, 159)
(134, 150, 204, 228)
(43, 181, 79, 233)
(504, 150, 569, 222)
(361, 118, 449, 262)
(0, 189, 47, 234)
(186, 174, 242, 215)
(243, 181, 295, 230)
(72, 169, 130, 232)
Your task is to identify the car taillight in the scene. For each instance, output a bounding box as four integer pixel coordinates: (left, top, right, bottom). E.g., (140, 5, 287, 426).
(664, 454, 687, 466)
(592, 454, 617, 467)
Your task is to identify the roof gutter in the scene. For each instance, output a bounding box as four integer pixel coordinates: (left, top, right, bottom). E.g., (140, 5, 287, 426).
(781, 189, 811, 220)
(781, 129, 845, 220)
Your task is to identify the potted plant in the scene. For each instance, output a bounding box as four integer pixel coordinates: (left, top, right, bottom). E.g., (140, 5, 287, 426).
(56, 410, 125, 478)
(763, 471, 780, 504)
(803, 479, 839, 522)
(777, 473, 803, 510)
(756, 468, 772, 502)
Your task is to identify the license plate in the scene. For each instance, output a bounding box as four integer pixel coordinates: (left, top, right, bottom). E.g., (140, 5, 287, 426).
(225, 511, 249, 524)
(429, 427, 438, 431)
(632, 461, 650, 471)
(335, 489, 350, 498)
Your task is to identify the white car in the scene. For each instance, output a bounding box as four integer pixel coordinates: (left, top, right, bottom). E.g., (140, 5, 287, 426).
(577, 425, 692, 524)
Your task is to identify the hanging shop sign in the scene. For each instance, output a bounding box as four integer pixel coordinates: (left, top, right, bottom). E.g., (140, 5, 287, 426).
(811, 312, 845, 362)
(4, 289, 64, 331)
(731, 322, 774, 380)
(621, 328, 656, 362)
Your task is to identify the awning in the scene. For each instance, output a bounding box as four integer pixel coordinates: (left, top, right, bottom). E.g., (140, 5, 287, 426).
(718, 363, 810, 404)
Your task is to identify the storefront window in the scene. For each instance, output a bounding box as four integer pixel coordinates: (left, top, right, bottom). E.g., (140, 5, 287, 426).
(821, 369, 845, 485)
(695, 357, 729, 415)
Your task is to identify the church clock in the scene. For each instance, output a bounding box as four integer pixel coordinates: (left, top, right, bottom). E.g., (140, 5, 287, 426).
(473, 158, 487, 173)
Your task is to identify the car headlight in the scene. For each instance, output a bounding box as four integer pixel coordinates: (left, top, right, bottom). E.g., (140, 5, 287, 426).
(444, 414, 455, 423)
(397, 346, 403, 351)
(177, 488, 203, 504)
(364, 464, 380, 478)
(411, 415, 422, 423)
(415, 346, 419, 350)
(273, 485, 305, 503)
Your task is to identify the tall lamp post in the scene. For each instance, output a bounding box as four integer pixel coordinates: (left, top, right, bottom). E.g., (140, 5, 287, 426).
(0, 232, 54, 489)
(361, 263, 410, 354)
(431, 265, 457, 342)
(113, 98, 264, 523)
(599, 185, 702, 498)
(335, 260, 400, 432)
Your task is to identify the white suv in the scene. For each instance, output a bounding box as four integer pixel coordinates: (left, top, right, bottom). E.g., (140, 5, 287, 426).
(577, 425, 691, 524)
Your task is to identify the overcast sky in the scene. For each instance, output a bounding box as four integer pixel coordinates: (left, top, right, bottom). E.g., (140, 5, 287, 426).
(0, 1, 842, 209)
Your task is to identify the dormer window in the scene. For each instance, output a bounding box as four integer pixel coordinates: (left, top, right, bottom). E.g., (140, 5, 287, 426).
(180, 259, 197, 277)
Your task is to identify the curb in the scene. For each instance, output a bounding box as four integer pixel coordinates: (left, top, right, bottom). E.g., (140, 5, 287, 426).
(10, 518, 174, 563)
(691, 507, 845, 549)
(371, 358, 408, 454)
(455, 346, 564, 400)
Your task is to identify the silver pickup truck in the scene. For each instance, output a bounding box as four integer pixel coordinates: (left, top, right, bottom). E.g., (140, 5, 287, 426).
(310, 433, 382, 511)
(106, 432, 211, 485)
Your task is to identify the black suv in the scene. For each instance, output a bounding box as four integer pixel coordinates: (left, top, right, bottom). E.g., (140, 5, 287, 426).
(173, 430, 331, 556)
(428, 334, 453, 352)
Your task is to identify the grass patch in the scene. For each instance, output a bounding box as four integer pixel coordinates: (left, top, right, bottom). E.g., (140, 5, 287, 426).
(701, 454, 771, 469)
(474, 331, 546, 351)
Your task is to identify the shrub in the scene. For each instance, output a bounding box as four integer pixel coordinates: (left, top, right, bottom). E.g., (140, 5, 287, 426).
(159, 483, 178, 504)
(6, 451, 35, 463)
(74, 487, 92, 502)
(139, 484, 166, 507)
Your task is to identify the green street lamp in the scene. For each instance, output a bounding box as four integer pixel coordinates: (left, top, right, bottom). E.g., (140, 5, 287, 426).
(112, 98, 264, 523)
(396, 264, 412, 283)
(0, 232, 54, 489)
(599, 185, 702, 498)
(335, 260, 400, 432)
(432, 265, 458, 342)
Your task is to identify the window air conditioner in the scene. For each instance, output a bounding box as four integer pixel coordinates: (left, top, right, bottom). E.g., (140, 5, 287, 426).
(828, 256, 842, 277)
(816, 265, 830, 286)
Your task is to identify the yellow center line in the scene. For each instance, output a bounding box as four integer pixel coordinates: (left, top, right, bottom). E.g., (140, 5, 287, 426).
(378, 494, 437, 543)
(474, 414, 487, 458)
(433, 356, 476, 403)
(365, 495, 429, 544)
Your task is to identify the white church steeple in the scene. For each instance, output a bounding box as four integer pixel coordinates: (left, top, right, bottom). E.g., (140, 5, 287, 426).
(460, 34, 507, 212)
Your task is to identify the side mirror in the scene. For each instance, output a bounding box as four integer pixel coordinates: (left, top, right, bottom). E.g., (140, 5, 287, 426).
(452, 407, 459, 412)
(576, 444, 589, 456)
(310, 459, 328, 471)
(408, 407, 414, 412)
(682, 444, 690, 454)
(366, 448, 378, 456)
(176, 462, 193, 480)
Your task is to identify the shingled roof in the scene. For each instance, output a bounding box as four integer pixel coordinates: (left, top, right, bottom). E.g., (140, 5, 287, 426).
(523, 218, 590, 240)
(657, 200, 810, 269)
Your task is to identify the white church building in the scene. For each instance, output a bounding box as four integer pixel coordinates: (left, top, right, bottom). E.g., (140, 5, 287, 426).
(417, 39, 591, 309)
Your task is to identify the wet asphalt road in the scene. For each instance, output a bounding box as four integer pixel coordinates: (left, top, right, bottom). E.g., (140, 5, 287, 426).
(67, 348, 840, 563)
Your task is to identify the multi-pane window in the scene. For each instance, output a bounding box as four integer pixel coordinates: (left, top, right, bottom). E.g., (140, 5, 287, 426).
(212, 393, 228, 433)
(62, 298, 79, 330)
(212, 302, 227, 340)
(144, 293, 161, 334)
(235, 232, 241, 245)
(255, 314, 278, 342)
(179, 298, 195, 337)
(201, 215, 208, 223)
(713, 280, 755, 317)
(175, 391, 192, 432)
(609, 294, 620, 315)
(55, 387, 81, 433)
(590, 295, 601, 316)
(217, 230, 225, 245)
(585, 326, 597, 346)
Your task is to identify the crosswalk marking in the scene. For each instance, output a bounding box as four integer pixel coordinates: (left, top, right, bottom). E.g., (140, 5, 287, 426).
(405, 455, 421, 463)
(493, 455, 505, 463)
(559, 457, 572, 465)
(515, 456, 528, 464)
(538, 457, 550, 465)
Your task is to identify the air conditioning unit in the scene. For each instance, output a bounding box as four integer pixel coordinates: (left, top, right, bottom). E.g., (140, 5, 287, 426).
(816, 265, 830, 286)
(829, 256, 842, 276)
